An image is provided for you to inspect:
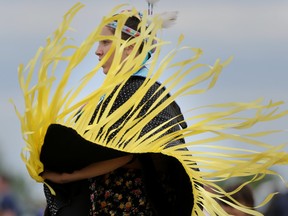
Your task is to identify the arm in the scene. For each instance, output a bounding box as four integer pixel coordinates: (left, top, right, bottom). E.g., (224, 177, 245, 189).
(42, 155, 133, 184)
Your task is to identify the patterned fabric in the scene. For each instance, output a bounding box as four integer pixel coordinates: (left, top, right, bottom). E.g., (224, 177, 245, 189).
(43, 179, 91, 216)
(89, 168, 154, 216)
(91, 76, 187, 148)
(43, 184, 67, 216)
(107, 21, 141, 37)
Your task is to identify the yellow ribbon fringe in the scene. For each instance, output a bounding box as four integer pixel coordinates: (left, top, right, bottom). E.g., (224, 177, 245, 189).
(14, 3, 288, 216)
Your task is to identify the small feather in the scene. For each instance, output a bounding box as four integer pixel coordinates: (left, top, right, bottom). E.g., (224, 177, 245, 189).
(158, 11, 178, 28)
(146, 0, 160, 4)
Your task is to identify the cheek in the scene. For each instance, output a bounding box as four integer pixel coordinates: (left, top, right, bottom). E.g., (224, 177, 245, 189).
(104, 44, 114, 58)
(121, 53, 128, 62)
(106, 51, 115, 63)
(122, 48, 131, 59)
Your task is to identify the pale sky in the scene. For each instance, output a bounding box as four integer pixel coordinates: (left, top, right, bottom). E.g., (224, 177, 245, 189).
(1, 0, 288, 202)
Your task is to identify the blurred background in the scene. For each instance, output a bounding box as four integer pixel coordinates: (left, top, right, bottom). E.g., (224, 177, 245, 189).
(1, 0, 287, 215)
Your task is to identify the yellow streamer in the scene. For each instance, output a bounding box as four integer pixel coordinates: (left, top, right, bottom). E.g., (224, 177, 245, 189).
(13, 3, 288, 216)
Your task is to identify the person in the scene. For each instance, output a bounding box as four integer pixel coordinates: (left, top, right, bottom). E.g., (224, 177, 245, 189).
(15, 2, 288, 216)
(40, 8, 194, 216)
(219, 183, 255, 216)
(0, 175, 19, 216)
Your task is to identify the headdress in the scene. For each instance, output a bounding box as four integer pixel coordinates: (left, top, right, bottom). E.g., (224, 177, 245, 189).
(107, 20, 141, 38)
(106, 10, 143, 38)
(105, 3, 178, 62)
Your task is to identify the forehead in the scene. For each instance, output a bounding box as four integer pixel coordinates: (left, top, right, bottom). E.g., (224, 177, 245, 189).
(101, 26, 114, 36)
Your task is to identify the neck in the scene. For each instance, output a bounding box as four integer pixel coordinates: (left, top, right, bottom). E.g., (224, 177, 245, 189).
(132, 66, 148, 77)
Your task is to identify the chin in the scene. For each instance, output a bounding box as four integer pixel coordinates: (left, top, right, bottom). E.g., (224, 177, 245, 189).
(102, 67, 108, 74)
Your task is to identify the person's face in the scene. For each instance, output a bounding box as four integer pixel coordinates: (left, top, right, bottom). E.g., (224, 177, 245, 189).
(95, 26, 133, 75)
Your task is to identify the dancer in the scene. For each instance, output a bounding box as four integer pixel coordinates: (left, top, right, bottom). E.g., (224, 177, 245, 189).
(15, 1, 288, 216)
(40, 6, 193, 216)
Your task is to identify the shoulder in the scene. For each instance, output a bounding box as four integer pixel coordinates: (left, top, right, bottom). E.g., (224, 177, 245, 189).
(124, 76, 164, 92)
(117, 76, 164, 100)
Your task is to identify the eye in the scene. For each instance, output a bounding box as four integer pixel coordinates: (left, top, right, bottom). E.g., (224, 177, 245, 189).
(101, 40, 111, 45)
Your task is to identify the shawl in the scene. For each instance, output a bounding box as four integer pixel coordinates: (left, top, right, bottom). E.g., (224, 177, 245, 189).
(41, 76, 194, 215)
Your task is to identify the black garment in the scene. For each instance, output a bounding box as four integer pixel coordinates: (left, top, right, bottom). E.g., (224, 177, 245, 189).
(40, 124, 128, 173)
(41, 76, 194, 216)
(265, 192, 288, 216)
(139, 153, 193, 216)
(43, 180, 90, 216)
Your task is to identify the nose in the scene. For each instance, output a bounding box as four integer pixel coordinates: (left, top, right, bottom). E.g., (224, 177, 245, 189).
(95, 45, 102, 57)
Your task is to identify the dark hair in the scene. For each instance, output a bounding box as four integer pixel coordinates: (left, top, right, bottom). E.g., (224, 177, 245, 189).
(222, 183, 255, 208)
(122, 16, 142, 40)
(109, 15, 145, 53)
